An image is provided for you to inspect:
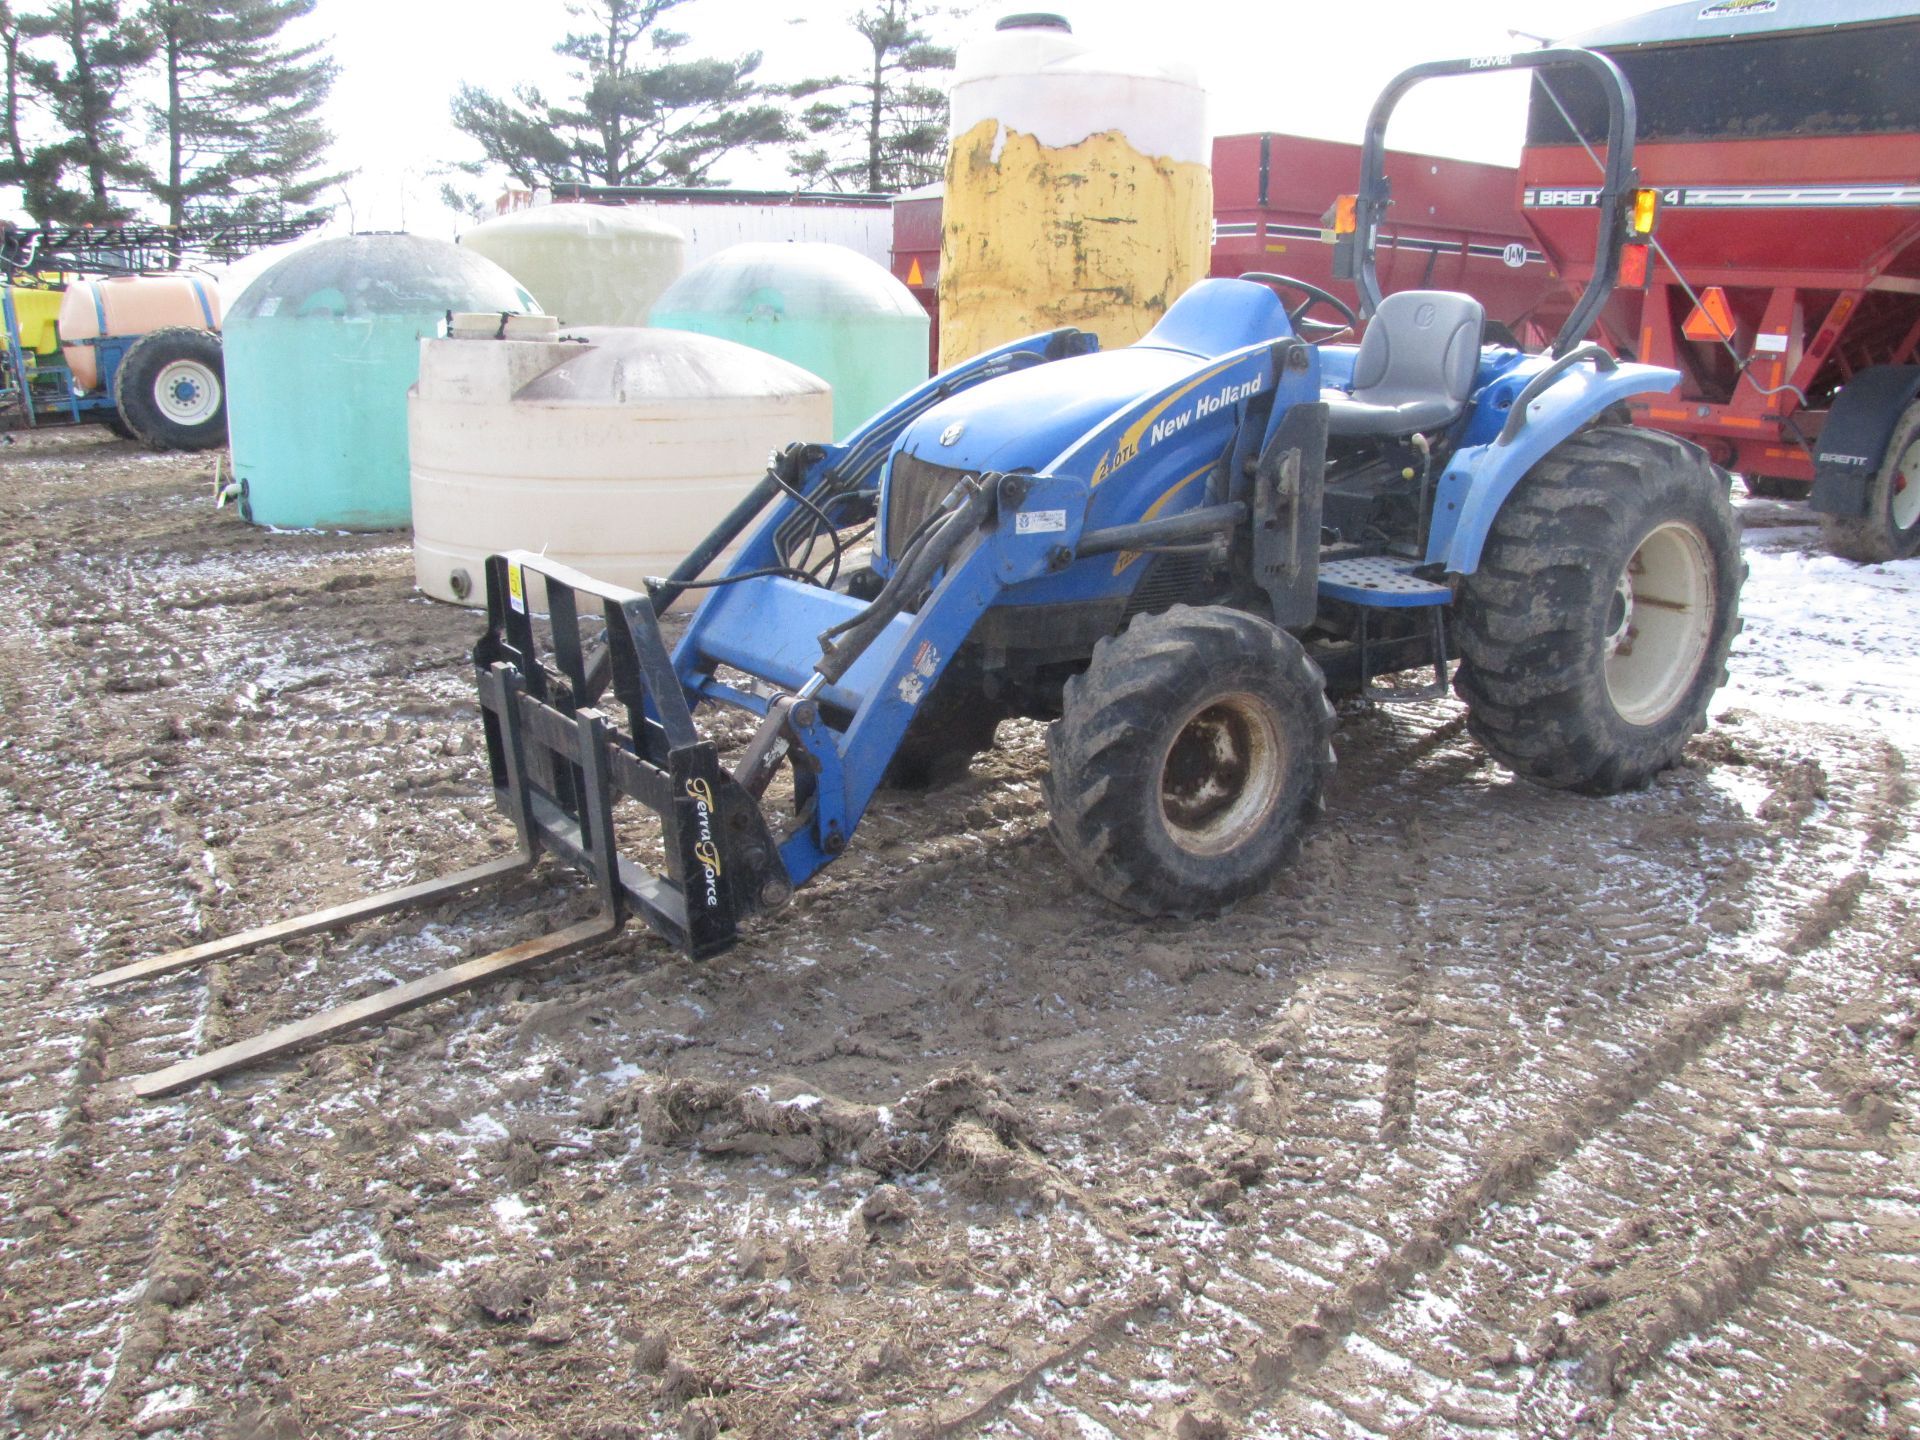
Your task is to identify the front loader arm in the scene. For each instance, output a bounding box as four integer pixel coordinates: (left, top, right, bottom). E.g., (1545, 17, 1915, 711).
(664, 328, 1099, 626)
(777, 469, 1091, 885)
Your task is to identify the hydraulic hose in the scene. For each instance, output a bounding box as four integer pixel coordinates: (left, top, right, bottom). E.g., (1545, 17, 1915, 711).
(814, 478, 993, 686)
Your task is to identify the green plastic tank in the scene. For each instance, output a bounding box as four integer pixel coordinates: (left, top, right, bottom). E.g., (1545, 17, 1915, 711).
(224, 234, 539, 529)
(648, 242, 929, 440)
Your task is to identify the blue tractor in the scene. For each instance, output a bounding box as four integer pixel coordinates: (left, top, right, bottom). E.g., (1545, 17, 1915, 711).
(105, 50, 1744, 1097)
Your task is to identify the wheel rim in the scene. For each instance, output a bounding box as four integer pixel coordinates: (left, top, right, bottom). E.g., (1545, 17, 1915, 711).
(1157, 692, 1287, 857)
(1892, 434, 1920, 533)
(153, 360, 221, 425)
(1603, 520, 1716, 727)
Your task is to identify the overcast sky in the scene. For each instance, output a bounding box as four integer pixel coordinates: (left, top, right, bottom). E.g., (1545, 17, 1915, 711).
(3, 0, 1663, 233)
(317, 0, 1662, 236)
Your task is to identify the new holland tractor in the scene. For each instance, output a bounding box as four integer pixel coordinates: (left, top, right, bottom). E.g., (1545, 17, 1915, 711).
(102, 49, 1744, 1098)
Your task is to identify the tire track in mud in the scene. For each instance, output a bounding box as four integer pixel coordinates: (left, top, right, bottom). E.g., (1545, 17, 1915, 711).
(1227, 739, 1916, 1440)
(1236, 744, 1912, 1440)
(0, 557, 220, 1433)
(0, 472, 501, 1435)
(902, 712, 1900, 1440)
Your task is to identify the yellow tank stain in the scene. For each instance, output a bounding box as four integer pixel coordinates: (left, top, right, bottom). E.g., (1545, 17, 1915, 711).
(938, 120, 1212, 370)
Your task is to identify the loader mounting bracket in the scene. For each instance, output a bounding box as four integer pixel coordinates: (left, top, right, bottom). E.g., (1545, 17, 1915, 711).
(474, 551, 787, 960)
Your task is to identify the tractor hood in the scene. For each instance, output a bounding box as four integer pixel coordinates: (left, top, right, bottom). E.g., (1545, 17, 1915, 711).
(893, 345, 1204, 477)
(892, 279, 1296, 477)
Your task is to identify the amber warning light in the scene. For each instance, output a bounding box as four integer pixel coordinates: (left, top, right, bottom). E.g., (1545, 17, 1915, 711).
(1618, 188, 1660, 288)
(1630, 187, 1660, 236)
(1332, 195, 1358, 235)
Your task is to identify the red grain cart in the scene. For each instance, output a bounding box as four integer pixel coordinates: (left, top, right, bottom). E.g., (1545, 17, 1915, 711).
(1521, 0, 1920, 560)
(890, 183, 943, 371)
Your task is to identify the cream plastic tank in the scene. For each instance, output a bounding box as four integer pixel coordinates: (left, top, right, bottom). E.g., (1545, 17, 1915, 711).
(939, 13, 1211, 367)
(409, 325, 834, 607)
(58, 275, 222, 391)
(459, 204, 686, 326)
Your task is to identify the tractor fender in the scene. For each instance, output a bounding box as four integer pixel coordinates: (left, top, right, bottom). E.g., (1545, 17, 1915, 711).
(1427, 360, 1682, 575)
(1808, 365, 1920, 518)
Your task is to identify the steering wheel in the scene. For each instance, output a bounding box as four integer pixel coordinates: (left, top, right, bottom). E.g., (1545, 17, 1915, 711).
(1239, 272, 1360, 337)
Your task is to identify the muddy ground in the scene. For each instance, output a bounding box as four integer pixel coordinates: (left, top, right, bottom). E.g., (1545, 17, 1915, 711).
(1, 425, 1917, 1440)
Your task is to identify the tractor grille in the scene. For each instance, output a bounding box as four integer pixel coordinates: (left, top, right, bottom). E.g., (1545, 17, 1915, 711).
(1123, 551, 1213, 619)
(884, 452, 973, 560)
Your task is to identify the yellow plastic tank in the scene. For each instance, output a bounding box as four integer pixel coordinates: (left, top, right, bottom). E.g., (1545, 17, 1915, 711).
(4, 286, 63, 356)
(409, 325, 833, 607)
(459, 204, 686, 327)
(57, 275, 221, 391)
(939, 13, 1211, 368)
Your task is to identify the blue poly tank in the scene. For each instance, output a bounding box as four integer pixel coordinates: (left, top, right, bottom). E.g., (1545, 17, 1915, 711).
(225, 234, 538, 529)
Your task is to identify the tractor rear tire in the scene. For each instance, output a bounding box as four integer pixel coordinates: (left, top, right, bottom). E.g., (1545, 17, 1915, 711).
(113, 326, 226, 451)
(1454, 426, 1742, 795)
(1820, 399, 1920, 563)
(1043, 605, 1335, 917)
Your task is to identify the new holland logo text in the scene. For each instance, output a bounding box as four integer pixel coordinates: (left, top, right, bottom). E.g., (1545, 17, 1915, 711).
(1090, 359, 1250, 485)
(686, 776, 722, 910)
(1142, 375, 1265, 451)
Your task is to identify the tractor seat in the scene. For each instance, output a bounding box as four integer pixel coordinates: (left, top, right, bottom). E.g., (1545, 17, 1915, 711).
(1322, 290, 1485, 438)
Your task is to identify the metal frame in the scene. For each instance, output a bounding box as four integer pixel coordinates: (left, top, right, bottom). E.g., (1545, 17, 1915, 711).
(1345, 47, 1640, 357)
(1, 214, 327, 277)
(472, 552, 787, 959)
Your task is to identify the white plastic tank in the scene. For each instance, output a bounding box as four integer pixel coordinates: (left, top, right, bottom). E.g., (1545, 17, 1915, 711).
(939, 13, 1211, 366)
(459, 204, 686, 327)
(409, 325, 834, 606)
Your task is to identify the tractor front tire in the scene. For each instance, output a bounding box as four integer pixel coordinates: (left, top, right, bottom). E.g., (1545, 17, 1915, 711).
(113, 326, 226, 451)
(1454, 426, 1742, 795)
(1820, 399, 1920, 563)
(1044, 605, 1335, 917)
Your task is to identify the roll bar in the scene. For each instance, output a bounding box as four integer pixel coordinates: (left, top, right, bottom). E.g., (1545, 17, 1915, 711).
(1339, 47, 1638, 358)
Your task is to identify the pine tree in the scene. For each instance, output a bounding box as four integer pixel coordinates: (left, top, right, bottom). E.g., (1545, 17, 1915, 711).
(451, 0, 789, 190)
(2, 3, 27, 183)
(784, 1, 957, 194)
(140, 0, 340, 227)
(16, 0, 152, 223)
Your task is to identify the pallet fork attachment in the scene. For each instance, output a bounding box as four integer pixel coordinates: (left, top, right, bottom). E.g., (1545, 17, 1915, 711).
(91, 553, 787, 1098)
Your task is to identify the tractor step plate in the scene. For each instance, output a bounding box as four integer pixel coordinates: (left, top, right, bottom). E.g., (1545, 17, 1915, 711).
(1318, 557, 1453, 608)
